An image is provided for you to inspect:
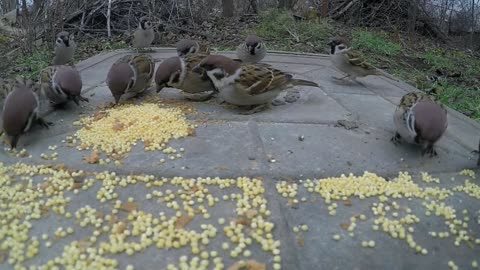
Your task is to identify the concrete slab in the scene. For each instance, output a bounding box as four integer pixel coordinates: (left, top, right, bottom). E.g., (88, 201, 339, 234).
(1, 48, 479, 270)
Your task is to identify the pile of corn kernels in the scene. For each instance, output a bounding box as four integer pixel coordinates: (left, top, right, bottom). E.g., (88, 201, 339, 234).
(72, 103, 195, 158)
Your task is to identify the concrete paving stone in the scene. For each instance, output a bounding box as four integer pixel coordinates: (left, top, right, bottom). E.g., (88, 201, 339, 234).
(257, 123, 473, 179)
(272, 172, 480, 270)
(303, 67, 376, 96)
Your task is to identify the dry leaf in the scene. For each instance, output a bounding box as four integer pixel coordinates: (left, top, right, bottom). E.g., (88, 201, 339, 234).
(215, 166, 229, 171)
(236, 216, 251, 226)
(340, 223, 350, 230)
(245, 209, 257, 219)
(297, 236, 305, 247)
(175, 214, 194, 229)
(120, 202, 138, 212)
(84, 151, 100, 164)
(115, 222, 126, 234)
(343, 199, 353, 207)
(227, 260, 266, 270)
(93, 112, 107, 121)
(112, 121, 125, 131)
(108, 215, 118, 226)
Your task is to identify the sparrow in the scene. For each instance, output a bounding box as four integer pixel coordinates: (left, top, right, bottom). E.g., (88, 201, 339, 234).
(1, 84, 52, 149)
(391, 92, 448, 157)
(236, 34, 267, 63)
(155, 54, 216, 101)
(106, 54, 154, 103)
(133, 16, 155, 51)
(176, 39, 210, 57)
(53, 31, 76, 65)
(193, 55, 320, 114)
(327, 37, 398, 82)
(1, 77, 39, 102)
(39, 65, 88, 108)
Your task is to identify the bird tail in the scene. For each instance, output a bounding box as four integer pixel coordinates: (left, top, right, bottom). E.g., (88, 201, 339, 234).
(291, 79, 319, 88)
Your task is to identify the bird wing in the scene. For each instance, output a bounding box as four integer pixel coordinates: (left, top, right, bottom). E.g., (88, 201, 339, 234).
(131, 54, 154, 82)
(185, 54, 208, 70)
(345, 50, 376, 70)
(240, 65, 290, 96)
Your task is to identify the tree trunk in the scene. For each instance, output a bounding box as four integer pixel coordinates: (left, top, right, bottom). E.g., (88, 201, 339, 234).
(278, 0, 294, 10)
(249, 0, 258, 14)
(222, 0, 234, 17)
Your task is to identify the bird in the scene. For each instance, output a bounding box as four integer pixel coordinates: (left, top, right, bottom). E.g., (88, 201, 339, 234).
(327, 36, 398, 82)
(193, 55, 320, 114)
(39, 65, 88, 108)
(1, 77, 39, 103)
(133, 16, 155, 51)
(106, 54, 154, 104)
(391, 92, 448, 157)
(236, 34, 267, 63)
(53, 31, 76, 65)
(1, 83, 52, 149)
(155, 54, 216, 101)
(176, 39, 210, 57)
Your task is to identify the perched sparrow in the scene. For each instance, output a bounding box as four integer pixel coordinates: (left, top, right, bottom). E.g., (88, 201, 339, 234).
(133, 16, 155, 51)
(2, 84, 51, 149)
(106, 54, 154, 103)
(39, 65, 88, 107)
(176, 39, 210, 57)
(236, 34, 267, 63)
(391, 92, 447, 157)
(193, 55, 319, 114)
(328, 37, 398, 82)
(155, 54, 216, 100)
(53, 31, 76, 65)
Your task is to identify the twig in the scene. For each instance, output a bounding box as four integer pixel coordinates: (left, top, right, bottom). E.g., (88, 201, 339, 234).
(107, 0, 112, 37)
(284, 26, 300, 42)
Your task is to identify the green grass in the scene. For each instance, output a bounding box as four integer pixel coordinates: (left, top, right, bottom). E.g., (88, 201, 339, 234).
(15, 47, 51, 79)
(253, 9, 333, 50)
(436, 80, 480, 119)
(352, 30, 401, 56)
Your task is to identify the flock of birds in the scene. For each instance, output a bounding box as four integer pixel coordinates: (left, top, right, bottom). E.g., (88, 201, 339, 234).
(0, 16, 478, 166)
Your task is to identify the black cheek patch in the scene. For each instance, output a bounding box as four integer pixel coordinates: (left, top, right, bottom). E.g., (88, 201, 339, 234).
(213, 73, 225, 80)
(172, 74, 180, 84)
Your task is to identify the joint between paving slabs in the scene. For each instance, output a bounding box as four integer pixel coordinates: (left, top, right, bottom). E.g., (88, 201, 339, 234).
(247, 119, 271, 170)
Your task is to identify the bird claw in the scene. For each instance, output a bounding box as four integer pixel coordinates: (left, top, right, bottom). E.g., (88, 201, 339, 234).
(422, 146, 438, 158)
(37, 118, 53, 129)
(391, 132, 402, 145)
(238, 104, 269, 115)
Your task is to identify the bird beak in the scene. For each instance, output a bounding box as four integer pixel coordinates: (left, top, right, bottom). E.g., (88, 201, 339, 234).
(63, 38, 70, 47)
(114, 95, 121, 104)
(72, 97, 80, 106)
(156, 83, 166, 93)
(249, 46, 255, 55)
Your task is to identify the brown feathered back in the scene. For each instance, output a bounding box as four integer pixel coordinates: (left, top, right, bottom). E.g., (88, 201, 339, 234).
(413, 100, 447, 143)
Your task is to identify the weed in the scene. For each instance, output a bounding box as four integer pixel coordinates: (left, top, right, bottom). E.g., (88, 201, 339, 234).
(253, 9, 333, 51)
(352, 30, 401, 56)
(14, 47, 51, 79)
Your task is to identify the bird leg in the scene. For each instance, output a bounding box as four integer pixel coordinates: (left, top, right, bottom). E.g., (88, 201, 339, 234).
(390, 132, 402, 145)
(238, 104, 269, 115)
(37, 117, 53, 129)
(421, 143, 438, 157)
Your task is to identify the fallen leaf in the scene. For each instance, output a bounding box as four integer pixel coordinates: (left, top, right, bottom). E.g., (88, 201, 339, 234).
(93, 112, 107, 121)
(108, 215, 118, 226)
(297, 236, 305, 247)
(236, 216, 251, 226)
(112, 121, 125, 131)
(227, 260, 266, 270)
(120, 202, 138, 212)
(344, 199, 353, 207)
(115, 222, 126, 234)
(72, 177, 85, 189)
(245, 209, 257, 219)
(175, 214, 194, 229)
(84, 151, 100, 164)
(215, 166, 229, 171)
(340, 223, 350, 230)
